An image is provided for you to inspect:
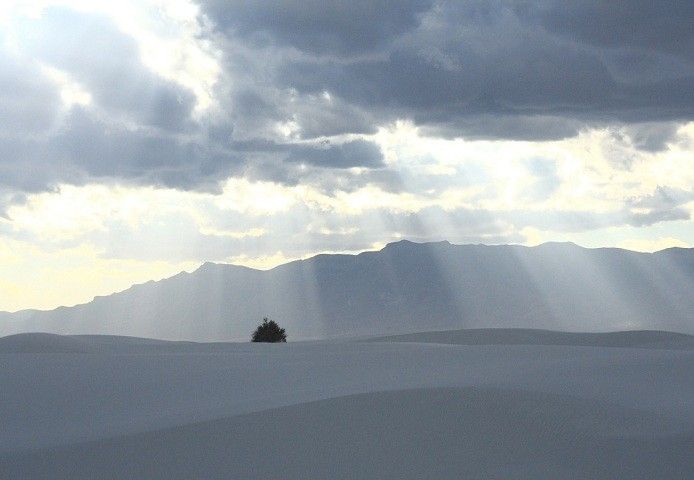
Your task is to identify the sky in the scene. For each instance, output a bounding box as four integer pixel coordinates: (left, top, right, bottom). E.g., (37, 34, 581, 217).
(0, 0, 693, 312)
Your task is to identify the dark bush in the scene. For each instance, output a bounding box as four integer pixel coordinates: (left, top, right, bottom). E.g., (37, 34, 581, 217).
(251, 317, 287, 343)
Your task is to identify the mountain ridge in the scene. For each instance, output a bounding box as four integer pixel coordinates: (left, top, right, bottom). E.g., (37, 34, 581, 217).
(2, 240, 691, 316)
(1, 240, 693, 340)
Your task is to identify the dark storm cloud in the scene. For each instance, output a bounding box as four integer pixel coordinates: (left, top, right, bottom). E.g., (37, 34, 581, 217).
(628, 187, 694, 211)
(0, 136, 70, 192)
(0, 49, 62, 136)
(1, 1, 693, 205)
(199, 0, 433, 55)
(16, 8, 197, 132)
(219, 86, 377, 140)
(290, 97, 378, 139)
(419, 115, 585, 141)
(0, 45, 77, 194)
(50, 109, 243, 191)
(241, 149, 398, 194)
(287, 140, 384, 169)
(0, 23, 89, 196)
(34, 105, 384, 192)
(620, 122, 681, 152)
(625, 187, 694, 227)
(628, 207, 690, 227)
(521, 1, 694, 57)
(202, 0, 694, 141)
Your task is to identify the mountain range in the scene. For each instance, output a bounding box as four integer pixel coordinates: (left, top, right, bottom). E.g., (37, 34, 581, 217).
(1, 240, 692, 340)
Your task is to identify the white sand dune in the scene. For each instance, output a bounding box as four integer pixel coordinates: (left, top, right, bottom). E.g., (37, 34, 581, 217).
(0, 332, 188, 354)
(1, 330, 692, 478)
(2, 388, 691, 480)
(2, 328, 692, 354)
(368, 328, 694, 349)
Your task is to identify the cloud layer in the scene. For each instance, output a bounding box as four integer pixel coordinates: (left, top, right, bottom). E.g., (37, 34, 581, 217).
(0, 1, 693, 310)
(2, 2, 693, 195)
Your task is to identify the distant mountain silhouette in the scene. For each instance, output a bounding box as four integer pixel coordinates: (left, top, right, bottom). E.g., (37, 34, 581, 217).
(1, 241, 693, 340)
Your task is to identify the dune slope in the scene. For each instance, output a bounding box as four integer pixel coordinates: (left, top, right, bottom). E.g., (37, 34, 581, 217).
(1, 388, 691, 480)
(1, 331, 692, 478)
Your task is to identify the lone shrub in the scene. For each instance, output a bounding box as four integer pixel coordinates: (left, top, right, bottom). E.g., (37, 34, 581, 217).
(251, 317, 287, 343)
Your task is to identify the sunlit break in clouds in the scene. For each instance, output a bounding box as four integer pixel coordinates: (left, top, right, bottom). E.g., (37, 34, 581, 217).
(0, 0, 693, 311)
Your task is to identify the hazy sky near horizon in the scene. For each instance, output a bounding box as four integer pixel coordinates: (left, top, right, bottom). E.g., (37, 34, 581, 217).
(1, 0, 693, 311)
